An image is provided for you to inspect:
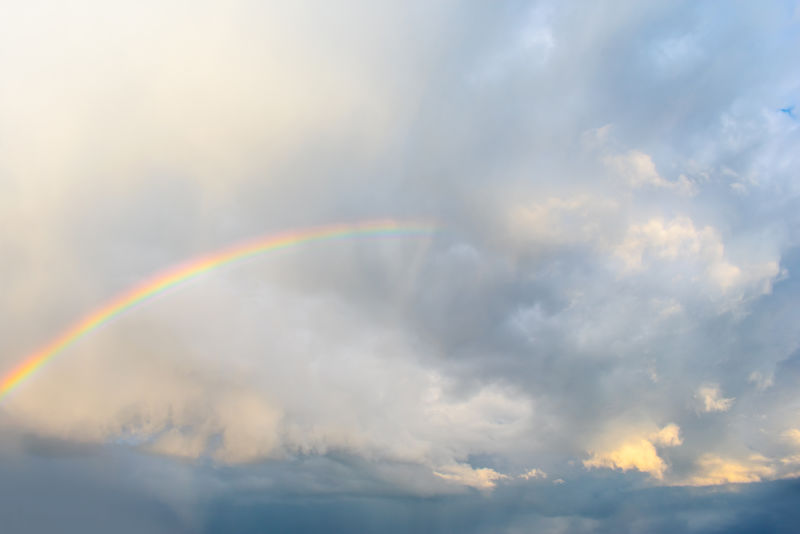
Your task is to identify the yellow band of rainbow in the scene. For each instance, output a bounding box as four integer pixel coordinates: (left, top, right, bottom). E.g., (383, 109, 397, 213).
(0, 219, 437, 401)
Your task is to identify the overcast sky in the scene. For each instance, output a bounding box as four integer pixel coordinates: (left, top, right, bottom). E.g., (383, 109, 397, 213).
(1, 1, 800, 532)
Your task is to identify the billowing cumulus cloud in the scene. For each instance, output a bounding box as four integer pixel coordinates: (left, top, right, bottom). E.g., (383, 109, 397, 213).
(584, 424, 683, 480)
(0, 1, 799, 532)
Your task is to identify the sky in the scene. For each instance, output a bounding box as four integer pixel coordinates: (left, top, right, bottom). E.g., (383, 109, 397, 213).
(1, 1, 799, 532)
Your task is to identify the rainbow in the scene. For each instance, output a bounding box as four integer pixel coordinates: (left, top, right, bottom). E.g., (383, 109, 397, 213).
(0, 219, 437, 401)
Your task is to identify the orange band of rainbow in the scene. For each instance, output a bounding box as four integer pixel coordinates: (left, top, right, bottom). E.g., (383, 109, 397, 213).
(0, 219, 437, 400)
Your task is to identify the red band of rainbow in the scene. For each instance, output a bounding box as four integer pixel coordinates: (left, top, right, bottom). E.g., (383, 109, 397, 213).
(0, 219, 437, 400)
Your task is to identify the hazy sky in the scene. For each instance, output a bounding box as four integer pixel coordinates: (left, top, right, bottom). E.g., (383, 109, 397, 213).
(1, 1, 800, 532)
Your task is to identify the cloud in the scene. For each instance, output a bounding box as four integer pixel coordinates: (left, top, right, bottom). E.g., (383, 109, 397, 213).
(651, 423, 683, 447)
(615, 217, 778, 292)
(784, 429, 800, 447)
(748, 370, 774, 391)
(2, 281, 534, 487)
(585, 439, 667, 479)
(519, 467, 548, 480)
(695, 384, 735, 413)
(674, 441, 800, 487)
(508, 195, 621, 252)
(584, 424, 682, 480)
(604, 150, 696, 194)
(433, 464, 510, 490)
(683, 454, 776, 486)
(0, 1, 799, 531)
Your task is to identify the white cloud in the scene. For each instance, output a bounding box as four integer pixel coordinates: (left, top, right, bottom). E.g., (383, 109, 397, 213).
(616, 217, 723, 271)
(519, 468, 548, 480)
(695, 384, 735, 413)
(651, 423, 683, 447)
(603, 150, 696, 195)
(614, 216, 780, 301)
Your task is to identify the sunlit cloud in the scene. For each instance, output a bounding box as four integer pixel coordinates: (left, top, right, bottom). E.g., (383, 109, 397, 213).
(683, 454, 776, 486)
(584, 424, 683, 480)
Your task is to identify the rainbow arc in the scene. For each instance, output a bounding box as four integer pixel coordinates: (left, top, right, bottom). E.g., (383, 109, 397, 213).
(0, 219, 436, 400)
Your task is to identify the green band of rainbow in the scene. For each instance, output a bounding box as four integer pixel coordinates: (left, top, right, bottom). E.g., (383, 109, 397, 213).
(0, 219, 437, 401)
